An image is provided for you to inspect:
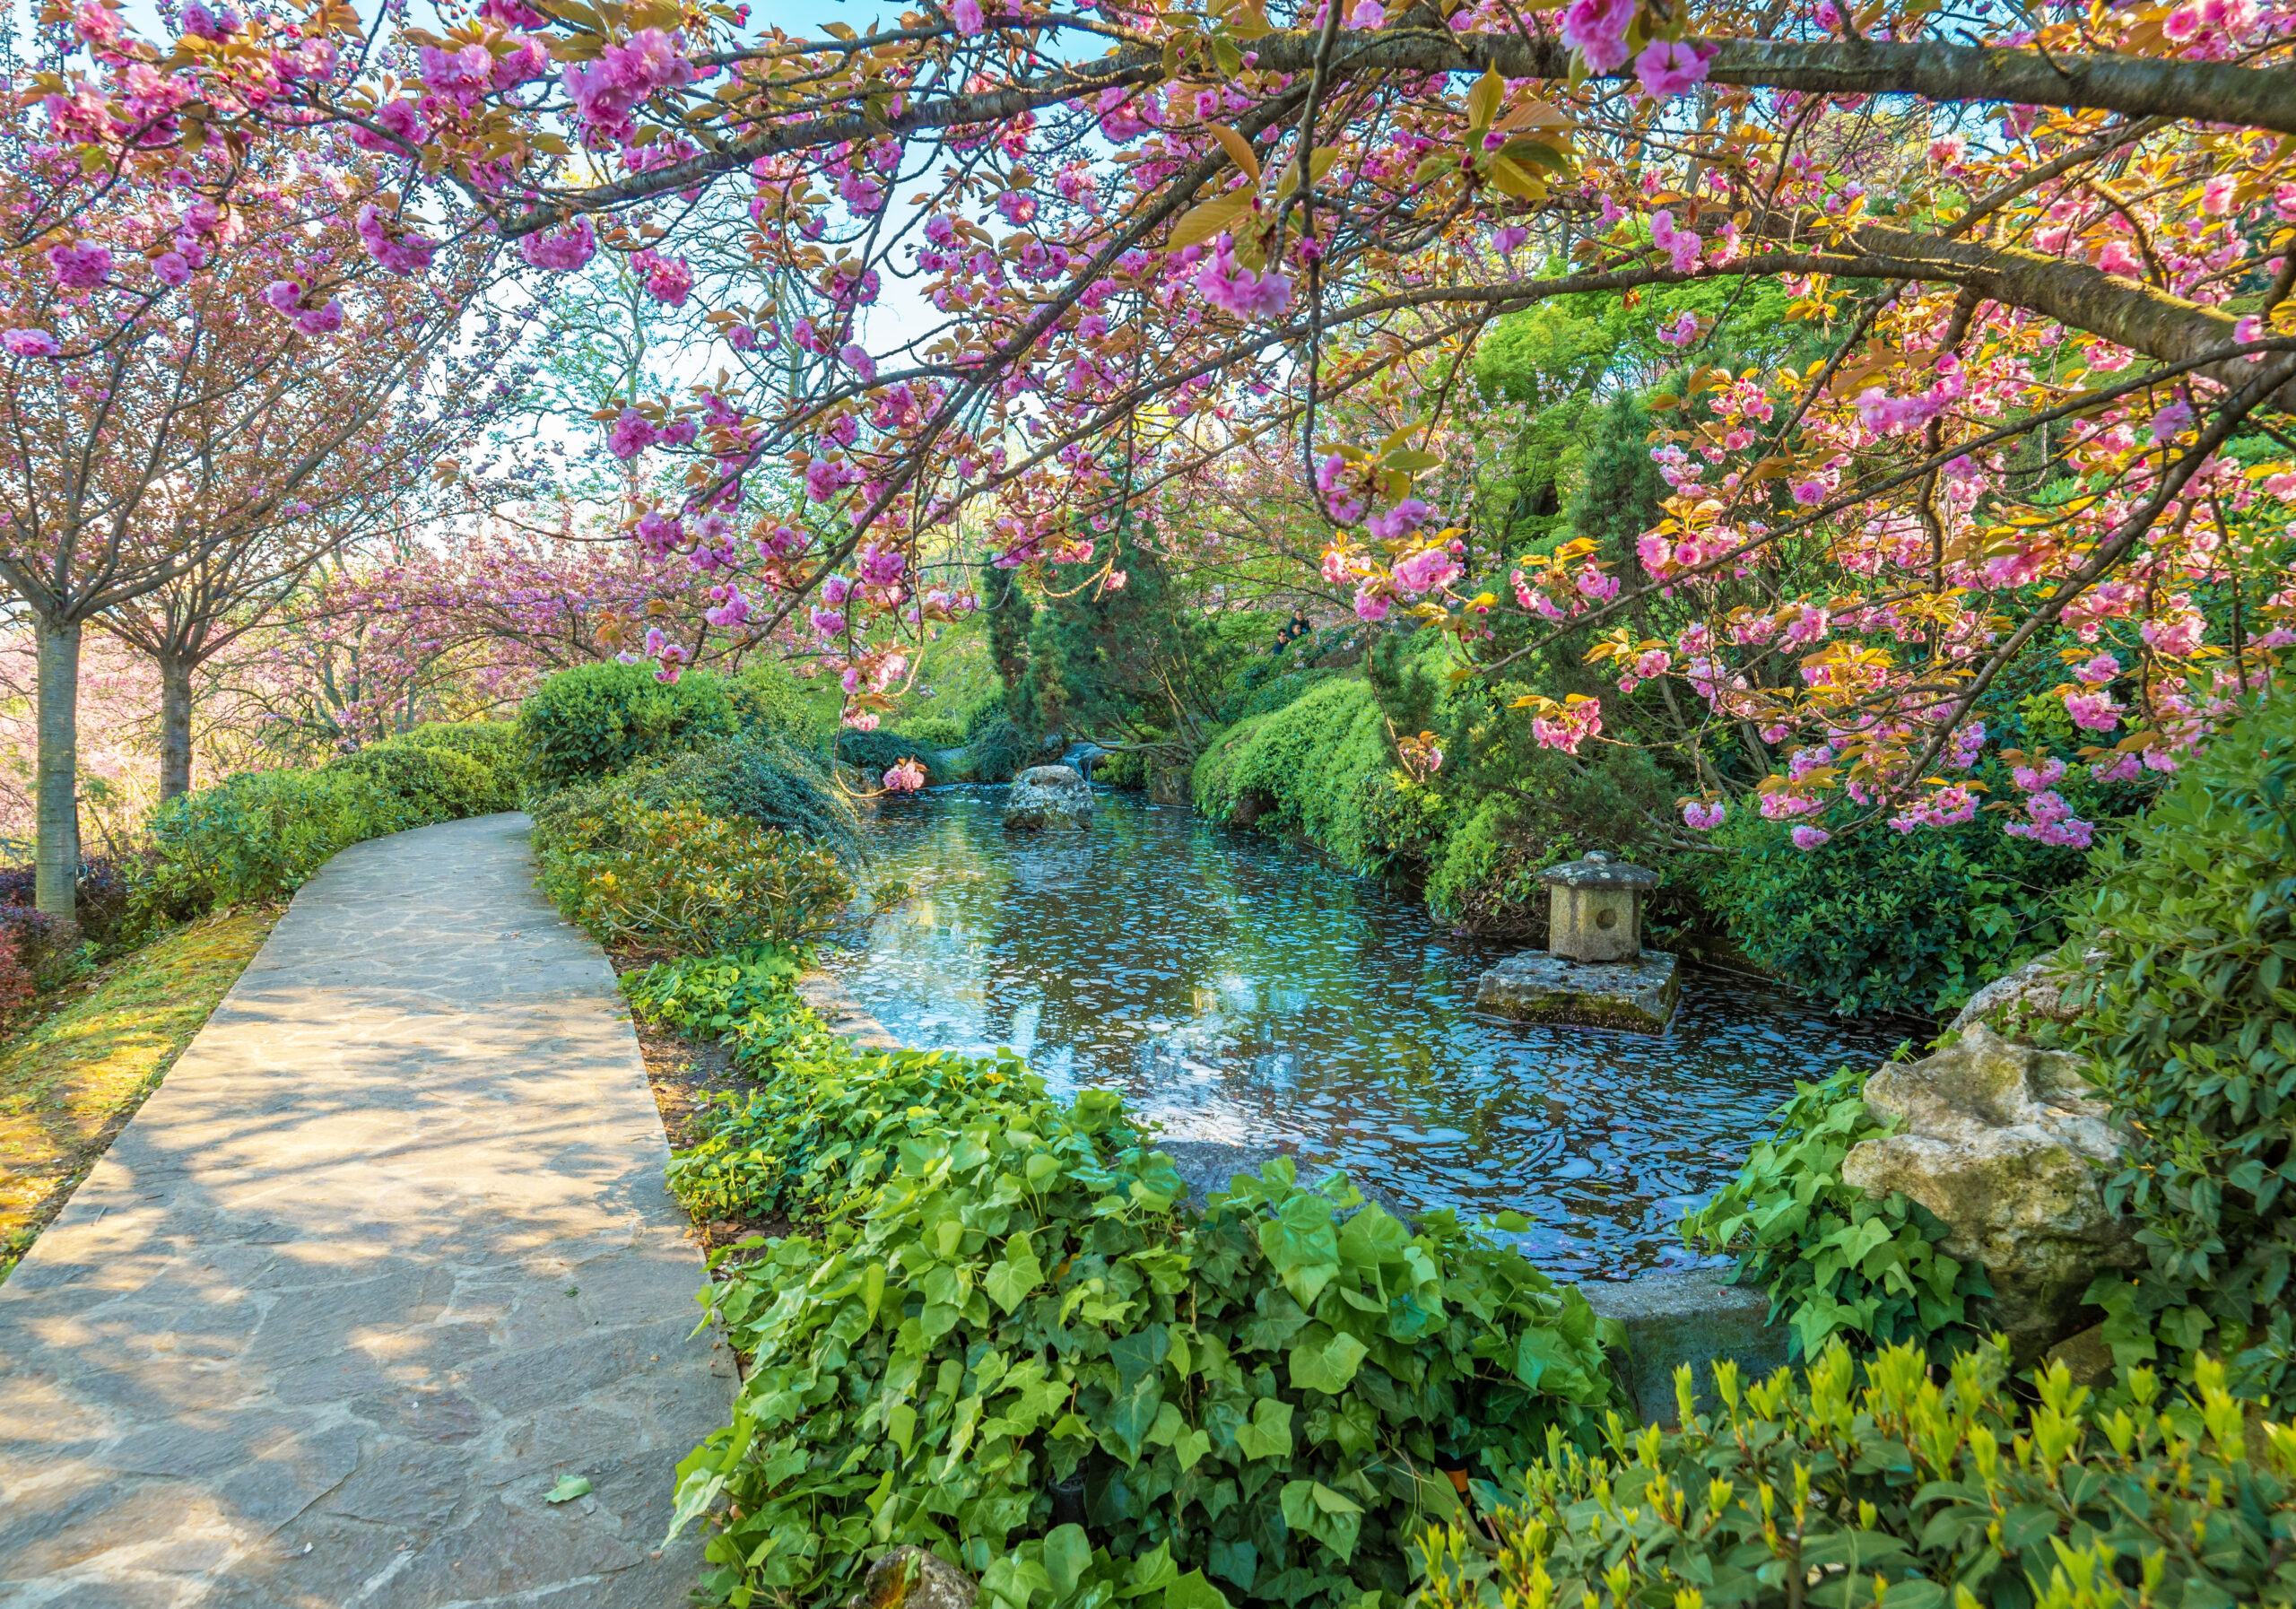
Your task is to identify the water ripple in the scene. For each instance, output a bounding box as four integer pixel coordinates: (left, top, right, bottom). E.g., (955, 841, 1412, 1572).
(820, 787, 1909, 1279)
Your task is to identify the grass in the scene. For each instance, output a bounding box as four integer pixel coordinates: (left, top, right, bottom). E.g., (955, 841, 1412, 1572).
(0, 909, 279, 1283)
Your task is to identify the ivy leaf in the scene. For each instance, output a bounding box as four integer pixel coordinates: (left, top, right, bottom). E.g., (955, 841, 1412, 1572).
(1289, 1330, 1370, 1395)
(545, 1474, 592, 1503)
(1164, 1570, 1232, 1609)
(1233, 1396, 1293, 1459)
(1279, 1480, 1364, 1564)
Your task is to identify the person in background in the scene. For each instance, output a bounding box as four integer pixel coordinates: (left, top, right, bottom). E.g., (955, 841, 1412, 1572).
(1272, 611, 1311, 656)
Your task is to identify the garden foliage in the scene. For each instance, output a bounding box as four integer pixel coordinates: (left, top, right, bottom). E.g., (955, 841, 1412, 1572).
(838, 727, 944, 785)
(1417, 1339, 2296, 1609)
(1681, 1066, 1988, 1363)
(517, 660, 740, 787)
(135, 723, 522, 919)
(577, 734, 865, 865)
(533, 797, 852, 953)
(2054, 689, 2296, 1394)
(633, 953, 1624, 1609)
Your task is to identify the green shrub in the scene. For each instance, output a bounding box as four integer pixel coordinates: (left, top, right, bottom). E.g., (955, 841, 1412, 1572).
(896, 715, 969, 749)
(137, 761, 459, 918)
(966, 712, 1038, 782)
(836, 727, 940, 784)
(1682, 1065, 1989, 1362)
(534, 796, 852, 952)
(320, 744, 499, 824)
(1700, 789, 2100, 1018)
(606, 735, 863, 865)
(517, 662, 738, 787)
(644, 953, 1624, 1609)
(728, 661, 831, 755)
(1419, 1339, 2296, 1609)
(1215, 663, 1342, 726)
(2056, 691, 2296, 1394)
(373, 720, 527, 810)
(1191, 678, 1401, 871)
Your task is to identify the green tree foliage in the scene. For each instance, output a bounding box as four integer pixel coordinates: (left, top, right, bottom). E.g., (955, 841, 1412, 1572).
(1568, 390, 1669, 573)
(1419, 1341, 2296, 1609)
(2057, 688, 2296, 1394)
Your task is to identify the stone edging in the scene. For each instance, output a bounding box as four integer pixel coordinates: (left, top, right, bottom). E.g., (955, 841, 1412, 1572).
(795, 970, 905, 1050)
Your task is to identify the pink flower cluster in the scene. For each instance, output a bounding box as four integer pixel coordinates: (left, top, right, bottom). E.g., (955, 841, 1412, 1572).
(1887, 783, 1979, 831)
(1531, 699, 1604, 753)
(1392, 544, 1460, 595)
(1682, 797, 1726, 831)
(631, 248, 693, 306)
(1194, 234, 1292, 322)
(882, 757, 928, 792)
(518, 217, 597, 273)
(2004, 791, 2093, 848)
(48, 241, 112, 290)
(1560, 0, 1632, 72)
(1650, 210, 1700, 274)
(356, 204, 437, 275)
(561, 29, 693, 141)
(261, 279, 344, 336)
(3, 329, 61, 359)
(608, 408, 659, 460)
(1634, 39, 1713, 102)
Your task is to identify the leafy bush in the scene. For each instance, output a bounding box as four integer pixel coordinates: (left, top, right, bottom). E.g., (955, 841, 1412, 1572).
(1699, 787, 2101, 1017)
(837, 726, 940, 783)
(966, 711, 1038, 782)
(321, 744, 499, 824)
(0, 907, 70, 1009)
(1418, 1339, 2296, 1609)
(139, 767, 396, 916)
(1192, 678, 1403, 871)
(727, 662, 831, 755)
(533, 797, 852, 952)
(897, 715, 969, 749)
(376, 719, 527, 810)
(1682, 1066, 1989, 1362)
(517, 661, 738, 788)
(2055, 690, 2296, 1394)
(597, 735, 863, 865)
(645, 953, 1625, 1609)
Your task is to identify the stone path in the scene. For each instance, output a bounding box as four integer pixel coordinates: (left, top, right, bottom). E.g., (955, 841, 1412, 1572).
(0, 813, 733, 1608)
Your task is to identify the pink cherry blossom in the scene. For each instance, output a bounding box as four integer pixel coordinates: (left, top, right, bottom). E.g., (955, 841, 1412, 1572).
(48, 241, 112, 290)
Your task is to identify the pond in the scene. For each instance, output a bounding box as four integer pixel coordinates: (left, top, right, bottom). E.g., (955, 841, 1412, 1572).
(817, 787, 1911, 1281)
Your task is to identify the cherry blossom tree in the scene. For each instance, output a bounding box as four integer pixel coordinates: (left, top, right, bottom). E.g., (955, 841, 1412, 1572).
(1, 130, 521, 918)
(21, 0, 2296, 854)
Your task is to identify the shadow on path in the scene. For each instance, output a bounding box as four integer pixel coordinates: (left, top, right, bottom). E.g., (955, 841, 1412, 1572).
(0, 813, 732, 1608)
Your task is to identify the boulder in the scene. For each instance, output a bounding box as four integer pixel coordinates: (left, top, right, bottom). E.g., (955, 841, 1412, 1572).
(842, 1548, 978, 1609)
(1002, 765, 1094, 829)
(1840, 1025, 2136, 1361)
(1947, 955, 2092, 1039)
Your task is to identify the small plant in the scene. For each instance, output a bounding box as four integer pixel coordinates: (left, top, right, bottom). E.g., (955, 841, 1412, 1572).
(535, 798, 852, 952)
(1682, 1065, 1989, 1361)
(896, 715, 968, 749)
(1416, 1340, 2296, 1609)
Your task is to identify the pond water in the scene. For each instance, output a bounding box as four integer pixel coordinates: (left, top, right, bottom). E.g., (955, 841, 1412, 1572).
(818, 787, 1911, 1281)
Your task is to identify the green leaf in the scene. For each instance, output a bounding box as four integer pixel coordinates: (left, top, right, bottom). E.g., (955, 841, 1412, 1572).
(1289, 1330, 1370, 1395)
(545, 1474, 593, 1503)
(1164, 1570, 1232, 1609)
(1233, 1396, 1293, 1459)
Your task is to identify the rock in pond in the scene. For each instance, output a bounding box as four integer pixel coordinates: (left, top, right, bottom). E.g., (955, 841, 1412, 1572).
(1476, 951, 1680, 1032)
(1840, 1024, 2137, 1361)
(1947, 954, 2092, 1039)
(1004, 765, 1095, 829)
(842, 1547, 978, 1609)
(1578, 1268, 1787, 1427)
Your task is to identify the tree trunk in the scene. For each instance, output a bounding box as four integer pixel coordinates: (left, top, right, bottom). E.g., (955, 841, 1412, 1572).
(34, 615, 82, 926)
(158, 652, 195, 803)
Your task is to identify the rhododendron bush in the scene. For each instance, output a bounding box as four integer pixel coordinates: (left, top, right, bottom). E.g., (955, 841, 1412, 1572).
(17, 0, 2296, 863)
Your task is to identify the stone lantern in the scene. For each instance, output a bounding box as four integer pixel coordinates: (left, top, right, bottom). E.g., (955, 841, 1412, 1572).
(1537, 851, 1657, 962)
(1474, 850, 1679, 1032)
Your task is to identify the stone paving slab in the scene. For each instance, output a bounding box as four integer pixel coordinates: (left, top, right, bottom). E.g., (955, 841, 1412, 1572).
(0, 813, 734, 1608)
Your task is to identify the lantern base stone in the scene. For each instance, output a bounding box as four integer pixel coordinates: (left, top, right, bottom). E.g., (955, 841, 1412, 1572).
(1474, 950, 1679, 1032)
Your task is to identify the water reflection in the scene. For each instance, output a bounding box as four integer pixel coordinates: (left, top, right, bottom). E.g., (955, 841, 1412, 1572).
(820, 787, 1909, 1279)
